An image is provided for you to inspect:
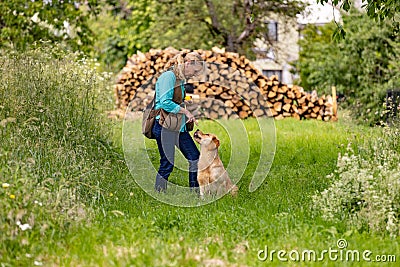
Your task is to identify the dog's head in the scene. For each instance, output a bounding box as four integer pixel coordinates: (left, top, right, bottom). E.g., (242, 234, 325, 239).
(193, 129, 220, 150)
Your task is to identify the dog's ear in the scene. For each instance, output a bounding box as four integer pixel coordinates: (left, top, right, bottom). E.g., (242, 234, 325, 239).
(212, 136, 220, 148)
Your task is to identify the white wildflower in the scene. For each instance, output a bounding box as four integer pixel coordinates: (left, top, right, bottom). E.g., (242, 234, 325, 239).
(31, 12, 40, 23)
(63, 20, 71, 37)
(17, 221, 32, 231)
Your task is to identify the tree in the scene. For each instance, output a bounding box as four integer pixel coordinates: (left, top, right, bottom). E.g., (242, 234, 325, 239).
(92, 0, 306, 72)
(0, 0, 103, 53)
(317, 0, 400, 21)
(90, 0, 155, 72)
(149, 0, 306, 57)
(295, 11, 400, 125)
(316, 0, 400, 39)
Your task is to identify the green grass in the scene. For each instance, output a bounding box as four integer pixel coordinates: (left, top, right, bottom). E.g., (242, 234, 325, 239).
(1, 47, 399, 266)
(47, 118, 399, 266)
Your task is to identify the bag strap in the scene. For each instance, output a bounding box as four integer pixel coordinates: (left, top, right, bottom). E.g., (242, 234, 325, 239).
(145, 84, 156, 110)
(148, 73, 185, 110)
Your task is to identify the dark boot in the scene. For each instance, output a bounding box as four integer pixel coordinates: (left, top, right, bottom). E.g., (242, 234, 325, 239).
(155, 174, 168, 193)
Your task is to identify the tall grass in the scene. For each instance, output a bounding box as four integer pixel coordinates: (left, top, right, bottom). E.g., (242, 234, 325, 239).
(0, 46, 123, 265)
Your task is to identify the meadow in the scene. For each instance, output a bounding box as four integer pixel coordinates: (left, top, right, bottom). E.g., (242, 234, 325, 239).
(1, 48, 399, 266)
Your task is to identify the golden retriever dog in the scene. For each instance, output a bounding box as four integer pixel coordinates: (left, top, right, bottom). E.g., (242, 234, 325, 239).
(193, 129, 238, 197)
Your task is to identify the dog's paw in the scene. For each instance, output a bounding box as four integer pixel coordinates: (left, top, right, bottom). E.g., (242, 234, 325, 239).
(230, 185, 238, 197)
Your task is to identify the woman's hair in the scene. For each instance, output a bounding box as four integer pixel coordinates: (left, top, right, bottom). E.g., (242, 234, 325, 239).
(165, 51, 203, 80)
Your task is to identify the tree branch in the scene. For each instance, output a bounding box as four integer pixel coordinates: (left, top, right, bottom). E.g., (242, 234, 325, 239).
(203, 0, 225, 36)
(199, 18, 219, 38)
(236, 0, 257, 44)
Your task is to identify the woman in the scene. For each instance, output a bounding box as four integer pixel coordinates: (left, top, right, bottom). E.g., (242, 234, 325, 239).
(152, 52, 205, 192)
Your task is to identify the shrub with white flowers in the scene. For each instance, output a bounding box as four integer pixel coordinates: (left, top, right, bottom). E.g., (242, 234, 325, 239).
(312, 127, 400, 237)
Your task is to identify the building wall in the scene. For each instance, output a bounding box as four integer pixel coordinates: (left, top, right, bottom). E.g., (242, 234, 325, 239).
(251, 0, 344, 85)
(252, 14, 300, 85)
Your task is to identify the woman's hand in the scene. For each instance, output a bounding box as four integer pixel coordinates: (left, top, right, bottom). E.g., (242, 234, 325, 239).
(183, 109, 198, 125)
(184, 95, 193, 105)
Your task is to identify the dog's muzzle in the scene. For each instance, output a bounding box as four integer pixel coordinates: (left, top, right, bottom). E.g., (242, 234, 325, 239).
(194, 129, 200, 139)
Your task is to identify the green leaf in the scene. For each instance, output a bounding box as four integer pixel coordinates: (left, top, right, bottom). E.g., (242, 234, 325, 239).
(332, 25, 346, 41)
(342, 0, 351, 12)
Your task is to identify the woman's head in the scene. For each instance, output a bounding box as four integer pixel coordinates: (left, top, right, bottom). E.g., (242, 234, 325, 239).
(166, 51, 206, 80)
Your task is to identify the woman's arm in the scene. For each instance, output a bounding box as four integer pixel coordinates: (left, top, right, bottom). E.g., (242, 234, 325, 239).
(157, 71, 181, 113)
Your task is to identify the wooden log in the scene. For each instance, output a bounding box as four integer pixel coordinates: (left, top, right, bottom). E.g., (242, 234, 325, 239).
(272, 85, 279, 92)
(275, 93, 284, 102)
(220, 92, 232, 100)
(253, 108, 265, 117)
(258, 78, 267, 88)
(218, 108, 226, 117)
(295, 91, 303, 99)
(292, 105, 299, 114)
(298, 106, 308, 115)
(231, 94, 242, 104)
(292, 113, 300, 120)
(312, 106, 321, 114)
(239, 111, 248, 119)
(284, 98, 292, 104)
(203, 99, 213, 109)
(206, 88, 215, 96)
(266, 101, 273, 108)
(283, 103, 291, 112)
(270, 108, 278, 117)
(235, 100, 243, 107)
(298, 96, 307, 105)
(225, 100, 234, 108)
(283, 112, 291, 117)
(268, 91, 276, 99)
(287, 90, 295, 99)
(273, 102, 282, 112)
(278, 85, 288, 94)
(242, 105, 250, 111)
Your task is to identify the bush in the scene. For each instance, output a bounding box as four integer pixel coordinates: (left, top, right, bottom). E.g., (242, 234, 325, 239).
(295, 12, 400, 125)
(312, 126, 400, 237)
(0, 45, 116, 264)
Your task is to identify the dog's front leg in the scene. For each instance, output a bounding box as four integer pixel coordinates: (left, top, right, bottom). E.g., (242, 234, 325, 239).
(199, 185, 205, 199)
(205, 184, 212, 196)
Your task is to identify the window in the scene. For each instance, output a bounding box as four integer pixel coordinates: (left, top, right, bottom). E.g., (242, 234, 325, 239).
(262, 70, 282, 81)
(267, 21, 278, 41)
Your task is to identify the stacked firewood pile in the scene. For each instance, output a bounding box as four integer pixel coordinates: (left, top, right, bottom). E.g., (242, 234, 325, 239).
(114, 47, 336, 121)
